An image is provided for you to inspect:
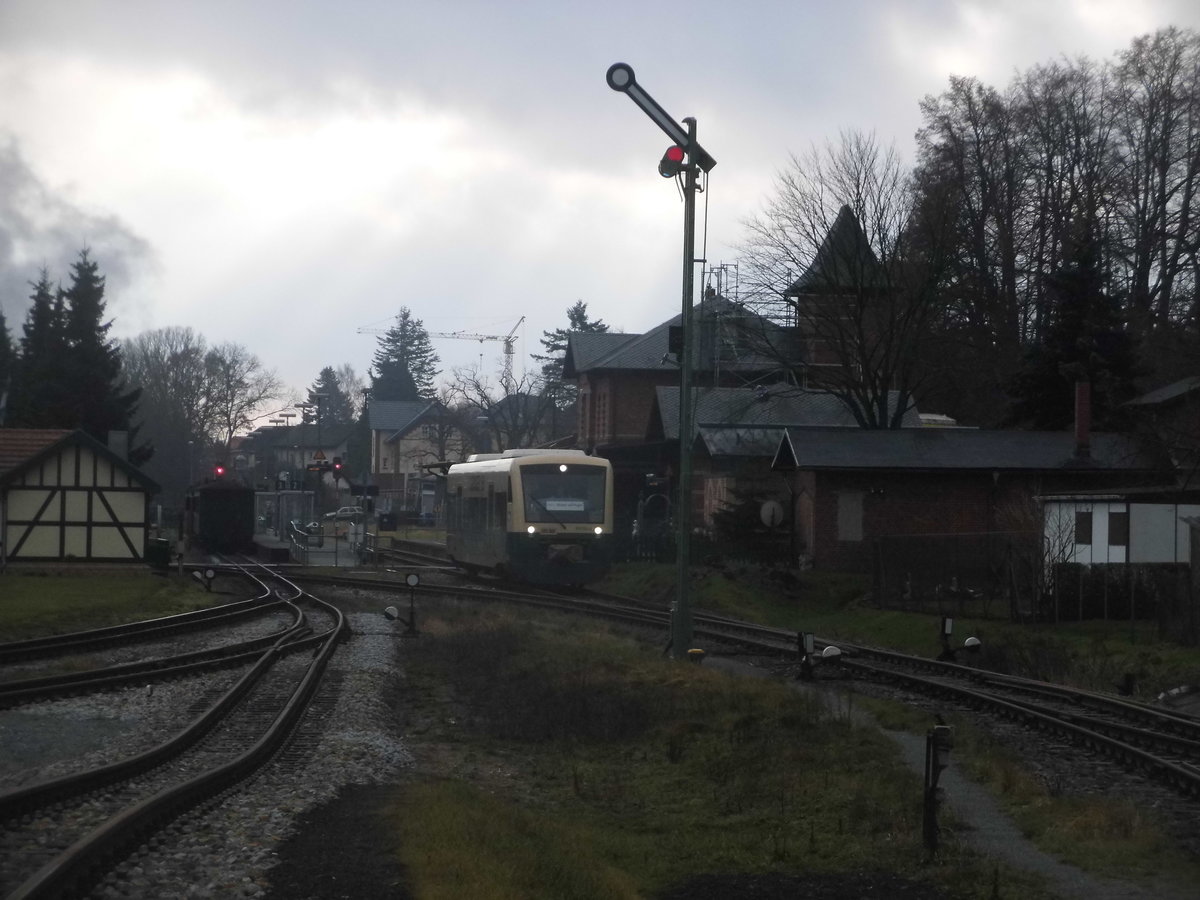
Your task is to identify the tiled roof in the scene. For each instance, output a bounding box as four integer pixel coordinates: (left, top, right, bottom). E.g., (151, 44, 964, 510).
(655, 385, 920, 440)
(564, 295, 797, 375)
(1126, 375, 1200, 407)
(250, 423, 355, 450)
(0, 428, 72, 476)
(773, 427, 1159, 472)
(563, 333, 630, 374)
(368, 400, 435, 434)
(784, 205, 885, 296)
(0, 428, 160, 492)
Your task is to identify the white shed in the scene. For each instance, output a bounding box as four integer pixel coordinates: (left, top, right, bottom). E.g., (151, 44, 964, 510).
(1042, 489, 1200, 566)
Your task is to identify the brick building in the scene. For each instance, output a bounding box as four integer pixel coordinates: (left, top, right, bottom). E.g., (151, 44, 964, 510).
(771, 426, 1166, 572)
(563, 293, 796, 534)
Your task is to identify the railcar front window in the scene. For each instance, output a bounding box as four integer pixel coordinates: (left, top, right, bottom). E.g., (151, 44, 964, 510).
(522, 464, 605, 524)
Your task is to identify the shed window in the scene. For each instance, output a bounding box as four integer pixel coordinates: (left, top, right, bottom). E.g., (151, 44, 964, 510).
(837, 492, 864, 542)
(1108, 511, 1129, 547)
(1074, 511, 1093, 545)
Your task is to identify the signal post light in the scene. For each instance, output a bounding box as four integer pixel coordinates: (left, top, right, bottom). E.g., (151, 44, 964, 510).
(214, 463, 226, 478)
(659, 144, 685, 178)
(607, 61, 716, 662)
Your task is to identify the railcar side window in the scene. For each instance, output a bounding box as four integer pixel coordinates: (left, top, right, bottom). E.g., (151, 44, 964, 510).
(493, 488, 507, 527)
(521, 463, 606, 524)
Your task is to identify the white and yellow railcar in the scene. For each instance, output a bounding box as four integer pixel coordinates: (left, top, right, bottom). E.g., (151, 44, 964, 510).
(445, 449, 613, 585)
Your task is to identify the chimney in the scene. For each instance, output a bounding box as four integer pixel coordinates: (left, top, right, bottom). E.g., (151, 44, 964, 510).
(1073, 381, 1091, 460)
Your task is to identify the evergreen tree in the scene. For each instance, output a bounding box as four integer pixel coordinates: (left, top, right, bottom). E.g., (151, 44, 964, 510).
(1005, 232, 1140, 431)
(9, 269, 68, 427)
(370, 307, 440, 400)
(308, 366, 354, 428)
(0, 307, 13, 424)
(532, 300, 608, 405)
(59, 250, 150, 462)
(534, 300, 607, 380)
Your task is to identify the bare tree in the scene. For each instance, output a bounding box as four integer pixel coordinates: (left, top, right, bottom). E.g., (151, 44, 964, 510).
(335, 363, 367, 419)
(446, 364, 556, 451)
(738, 130, 952, 428)
(122, 326, 213, 500)
(1112, 27, 1200, 330)
(204, 342, 285, 456)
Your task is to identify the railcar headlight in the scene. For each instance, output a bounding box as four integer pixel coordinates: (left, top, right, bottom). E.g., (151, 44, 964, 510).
(594, 526, 603, 535)
(527, 525, 536, 534)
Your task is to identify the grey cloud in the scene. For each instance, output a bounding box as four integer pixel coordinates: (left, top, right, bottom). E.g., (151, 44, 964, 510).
(0, 138, 154, 331)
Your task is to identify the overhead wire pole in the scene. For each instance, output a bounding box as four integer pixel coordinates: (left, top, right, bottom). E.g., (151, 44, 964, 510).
(606, 63, 715, 660)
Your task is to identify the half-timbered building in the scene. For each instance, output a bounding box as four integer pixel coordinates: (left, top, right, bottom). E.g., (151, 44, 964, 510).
(0, 429, 160, 565)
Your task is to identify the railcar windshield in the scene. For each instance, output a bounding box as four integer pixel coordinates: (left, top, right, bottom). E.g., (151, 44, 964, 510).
(521, 463, 606, 524)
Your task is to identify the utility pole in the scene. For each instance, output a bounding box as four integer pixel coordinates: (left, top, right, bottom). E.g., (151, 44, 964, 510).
(606, 63, 716, 660)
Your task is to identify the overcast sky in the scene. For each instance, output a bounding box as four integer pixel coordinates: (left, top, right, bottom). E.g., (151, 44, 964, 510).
(2, 1, 1198, 407)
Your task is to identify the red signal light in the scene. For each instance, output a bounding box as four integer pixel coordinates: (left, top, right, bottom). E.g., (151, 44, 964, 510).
(214, 464, 226, 477)
(658, 145, 686, 178)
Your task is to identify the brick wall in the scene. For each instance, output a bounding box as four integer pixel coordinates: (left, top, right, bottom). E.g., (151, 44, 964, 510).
(807, 470, 1023, 572)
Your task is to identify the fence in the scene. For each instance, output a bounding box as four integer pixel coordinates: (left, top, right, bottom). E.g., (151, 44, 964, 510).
(1047, 562, 1195, 642)
(872, 531, 1042, 621)
(873, 531, 1198, 641)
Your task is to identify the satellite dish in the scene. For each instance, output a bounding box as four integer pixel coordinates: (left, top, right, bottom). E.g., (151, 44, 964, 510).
(760, 500, 784, 528)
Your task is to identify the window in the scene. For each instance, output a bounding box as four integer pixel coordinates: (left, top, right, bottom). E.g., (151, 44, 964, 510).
(1074, 511, 1093, 545)
(1108, 510, 1129, 547)
(836, 492, 864, 542)
(522, 464, 606, 524)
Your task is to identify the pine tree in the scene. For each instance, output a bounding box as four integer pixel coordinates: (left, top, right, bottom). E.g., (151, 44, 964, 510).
(57, 252, 152, 465)
(9, 269, 68, 427)
(308, 366, 354, 428)
(1005, 233, 1140, 431)
(533, 300, 608, 405)
(370, 307, 440, 400)
(0, 307, 13, 424)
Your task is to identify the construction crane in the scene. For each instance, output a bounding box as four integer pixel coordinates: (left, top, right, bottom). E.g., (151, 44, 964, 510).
(358, 316, 525, 382)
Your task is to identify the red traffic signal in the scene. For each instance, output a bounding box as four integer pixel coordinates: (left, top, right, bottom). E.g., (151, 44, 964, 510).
(658, 145, 686, 178)
(332, 456, 343, 472)
(214, 463, 226, 477)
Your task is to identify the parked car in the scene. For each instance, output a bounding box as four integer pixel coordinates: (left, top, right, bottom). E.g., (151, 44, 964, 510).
(323, 506, 364, 521)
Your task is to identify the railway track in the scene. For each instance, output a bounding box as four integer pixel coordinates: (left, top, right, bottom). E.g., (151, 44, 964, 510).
(0, 572, 304, 710)
(0, 560, 346, 899)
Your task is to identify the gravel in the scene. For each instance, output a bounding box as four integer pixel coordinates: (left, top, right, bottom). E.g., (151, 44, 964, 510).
(0, 613, 413, 898)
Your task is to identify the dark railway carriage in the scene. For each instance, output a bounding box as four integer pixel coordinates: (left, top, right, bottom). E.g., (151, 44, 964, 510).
(445, 449, 613, 586)
(190, 480, 256, 554)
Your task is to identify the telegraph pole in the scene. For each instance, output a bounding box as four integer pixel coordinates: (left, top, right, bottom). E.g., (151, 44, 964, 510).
(606, 64, 715, 659)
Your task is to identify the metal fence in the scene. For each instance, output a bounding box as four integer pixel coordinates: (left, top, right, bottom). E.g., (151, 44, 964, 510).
(872, 531, 1042, 621)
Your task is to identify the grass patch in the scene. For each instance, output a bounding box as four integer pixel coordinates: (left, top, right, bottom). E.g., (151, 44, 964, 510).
(0, 571, 216, 640)
(955, 719, 1195, 884)
(853, 693, 1200, 887)
(386, 607, 1050, 898)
